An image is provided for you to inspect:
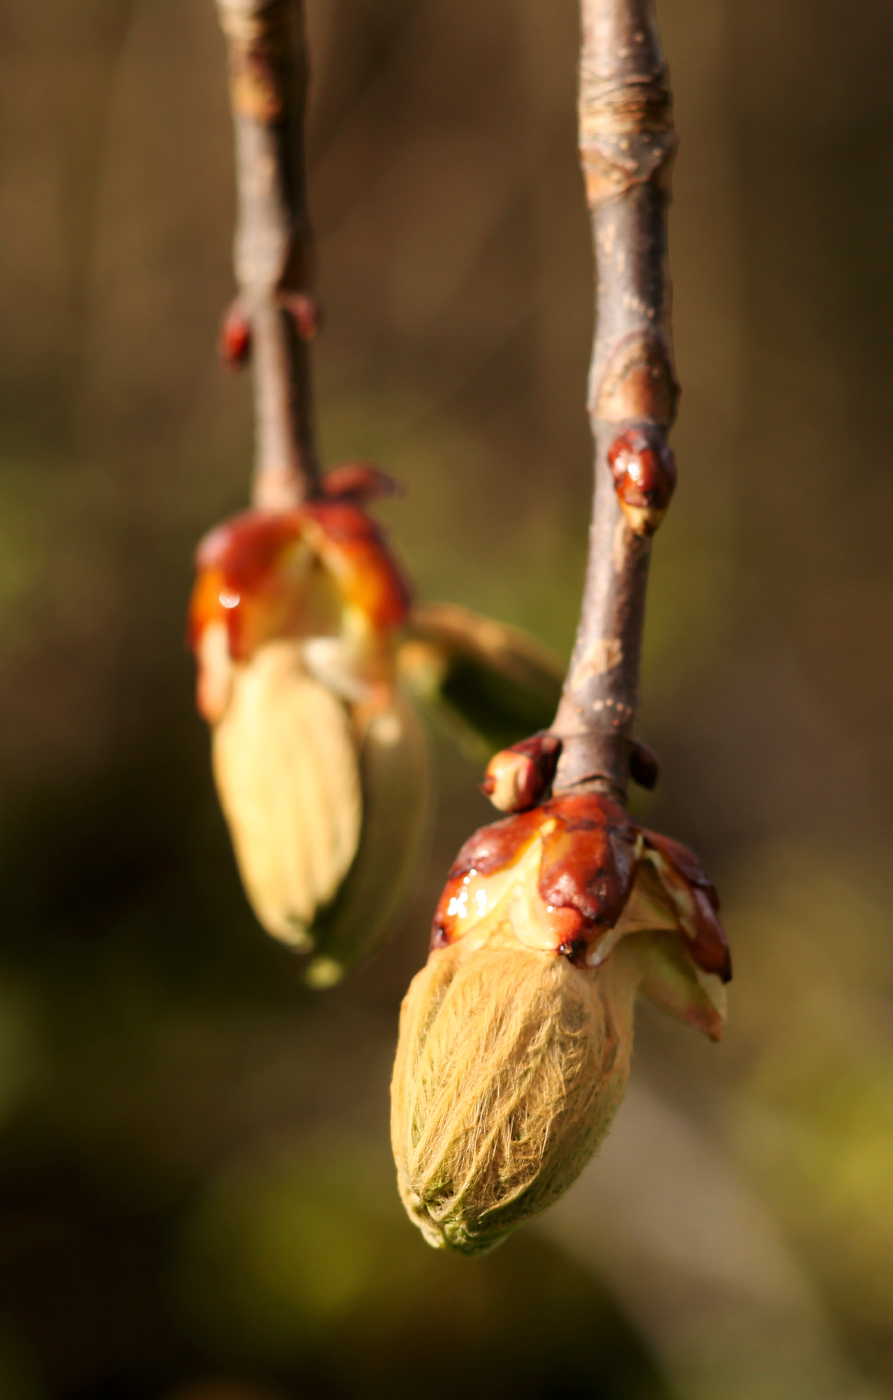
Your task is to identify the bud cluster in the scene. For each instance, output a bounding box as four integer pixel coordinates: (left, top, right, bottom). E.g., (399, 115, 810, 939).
(189, 467, 426, 981)
(391, 788, 730, 1253)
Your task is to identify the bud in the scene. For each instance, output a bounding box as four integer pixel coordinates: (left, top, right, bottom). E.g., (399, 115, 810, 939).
(211, 639, 362, 948)
(391, 794, 730, 1253)
(481, 732, 562, 813)
(608, 424, 677, 535)
(220, 300, 251, 367)
(189, 479, 425, 978)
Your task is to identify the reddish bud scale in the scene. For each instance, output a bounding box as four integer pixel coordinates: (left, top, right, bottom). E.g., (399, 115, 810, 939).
(190, 511, 305, 659)
(482, 732, 562, 812)
(220, 303, 251, 366)
(301, 501, 411, 631)
(320, 462, 399, 505)
(432, 794, 637, 960)
(640, 828, 731, 982)
(608, 424, 677, 532)
(431, 793, 732, 983)
(189, 496, 411, 660)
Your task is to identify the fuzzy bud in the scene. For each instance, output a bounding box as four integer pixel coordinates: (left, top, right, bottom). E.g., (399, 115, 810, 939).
(391, 931, 637, 1255)
(391, 794, 730, 1252)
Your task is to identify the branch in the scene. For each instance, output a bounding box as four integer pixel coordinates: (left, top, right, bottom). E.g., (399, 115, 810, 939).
(216, 0, 320, 508)
(552, 0, 678, 803)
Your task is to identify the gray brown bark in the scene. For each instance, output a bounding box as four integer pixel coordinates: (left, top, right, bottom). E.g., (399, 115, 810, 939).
(216, 0, 320, 508)
(553, 0, 678, 803)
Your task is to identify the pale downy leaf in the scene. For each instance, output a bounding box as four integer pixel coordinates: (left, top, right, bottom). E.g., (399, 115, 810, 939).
(399, 602, 563, 759)
(212, 640, 362, 948)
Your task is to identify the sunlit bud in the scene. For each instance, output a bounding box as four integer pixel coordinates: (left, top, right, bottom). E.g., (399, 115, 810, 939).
(190, 480, 423, 977)
(212, 639, 361, 948)
(481, 732, 562, 812)
(391, 793, 730, 1253)
(608, 424, 677, 535)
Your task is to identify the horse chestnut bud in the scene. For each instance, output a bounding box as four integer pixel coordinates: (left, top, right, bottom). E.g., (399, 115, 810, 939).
(481, 732, 562, 813)
(608, 424, 677, 535)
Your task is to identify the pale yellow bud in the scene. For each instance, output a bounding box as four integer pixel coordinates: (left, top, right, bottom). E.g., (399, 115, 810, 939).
(391, 794, 731, 1253)
(390, 932, 638, 1255)
(212, 640, 362, 948)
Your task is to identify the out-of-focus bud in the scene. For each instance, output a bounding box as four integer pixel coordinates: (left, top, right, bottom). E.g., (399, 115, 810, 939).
(481, 732, 562, 812)
(608, 424, 677, 535)
(398, 603, 564, 759)
(319, 461, 400, 505)
(391, 793, 730, 1253)
(189, 478, 427, 980)
(220, 300, 252, 367)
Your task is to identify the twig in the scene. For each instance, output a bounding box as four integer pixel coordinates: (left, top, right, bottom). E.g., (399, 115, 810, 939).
(216, 0, 320, 508)
(552, 0, 678, 803)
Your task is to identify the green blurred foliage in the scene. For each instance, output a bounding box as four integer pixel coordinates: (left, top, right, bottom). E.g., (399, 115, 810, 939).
(1, 0, 892, 1397)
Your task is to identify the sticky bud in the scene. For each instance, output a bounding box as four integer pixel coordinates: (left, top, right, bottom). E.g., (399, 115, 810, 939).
(481, 732, 562, 812)
(391, 794, 731, 1253)
(608, 424, 677, 535)
(220, 302, 251, 367)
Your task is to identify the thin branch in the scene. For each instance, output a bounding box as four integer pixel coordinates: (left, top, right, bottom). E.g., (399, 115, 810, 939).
(552, 0, 678, 803)
(216, 0, 320, 508)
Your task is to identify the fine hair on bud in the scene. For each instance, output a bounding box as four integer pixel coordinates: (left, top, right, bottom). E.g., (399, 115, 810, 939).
(212, 639, 361, 946)
(391, 937, 637, 1255)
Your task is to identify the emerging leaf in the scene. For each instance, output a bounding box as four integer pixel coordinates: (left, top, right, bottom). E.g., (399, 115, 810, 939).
(399, 602, 564, 759)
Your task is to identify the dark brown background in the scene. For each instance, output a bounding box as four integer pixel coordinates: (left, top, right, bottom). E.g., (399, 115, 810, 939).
(1, 2, 892, 1397)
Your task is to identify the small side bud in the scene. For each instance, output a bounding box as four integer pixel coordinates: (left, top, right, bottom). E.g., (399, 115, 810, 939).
(284, 293, 322, 341)
(481, 732, 562, 812)
(321, 462, 401, 504)
(220, 302, 251, 367)
(629, 738, 659, 790)
(608, 424, 676, 535)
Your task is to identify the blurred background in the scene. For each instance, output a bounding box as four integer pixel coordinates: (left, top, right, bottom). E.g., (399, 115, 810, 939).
(1, 0, 893, 1396)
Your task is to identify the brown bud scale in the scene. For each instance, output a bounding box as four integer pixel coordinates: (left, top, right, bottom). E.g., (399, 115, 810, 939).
(608, 424, 677, 535)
